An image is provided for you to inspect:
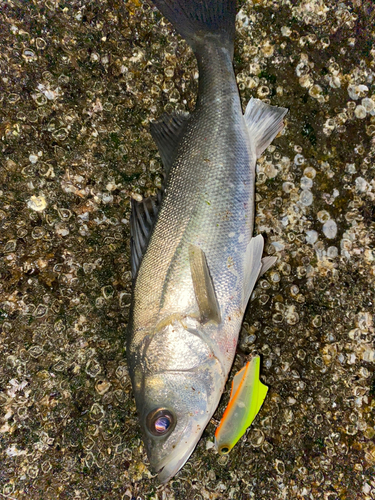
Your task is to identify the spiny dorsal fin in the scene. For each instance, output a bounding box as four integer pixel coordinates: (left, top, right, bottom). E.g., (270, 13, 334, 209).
(130, 191, 162, 278)
(244, 98, 288, 158)
(150, 111, 190, 175)
(189, 245, 221, 324)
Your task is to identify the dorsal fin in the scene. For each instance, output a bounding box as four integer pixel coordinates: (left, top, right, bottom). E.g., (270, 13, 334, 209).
(130, 112, 189, 278)
(130, 191, 162, 278)
(150, 111, 190, 175)
(189, 245, 221, 324)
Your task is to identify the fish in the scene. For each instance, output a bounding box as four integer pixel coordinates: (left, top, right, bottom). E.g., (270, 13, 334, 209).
(214, 355, 268, 455)
(127, 0, 287, 483)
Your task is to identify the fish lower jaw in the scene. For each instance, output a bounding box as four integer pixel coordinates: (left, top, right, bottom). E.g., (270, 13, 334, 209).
(150, 394, 226, 483)
(154, 461, 183, 484)
(151, 442, 197, 484)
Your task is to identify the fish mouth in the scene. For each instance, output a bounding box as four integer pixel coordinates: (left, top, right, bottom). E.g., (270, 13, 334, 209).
(156, 455, 190, 484)
(152, 435, 202, 483)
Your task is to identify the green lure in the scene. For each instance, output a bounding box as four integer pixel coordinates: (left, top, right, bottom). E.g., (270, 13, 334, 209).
(215, 356, 268, 454)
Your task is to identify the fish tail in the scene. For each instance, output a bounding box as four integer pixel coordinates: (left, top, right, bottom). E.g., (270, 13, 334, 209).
(151, 0, 236, 57)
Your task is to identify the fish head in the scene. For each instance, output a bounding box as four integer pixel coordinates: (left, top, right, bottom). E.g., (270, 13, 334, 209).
(131, 317, 225, 483)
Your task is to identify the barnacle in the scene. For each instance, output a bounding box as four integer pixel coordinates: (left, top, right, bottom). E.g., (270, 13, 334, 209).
(0, 0, 374, 497)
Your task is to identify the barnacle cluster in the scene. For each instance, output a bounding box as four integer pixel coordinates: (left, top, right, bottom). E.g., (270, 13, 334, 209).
(0, 0, 374, 498)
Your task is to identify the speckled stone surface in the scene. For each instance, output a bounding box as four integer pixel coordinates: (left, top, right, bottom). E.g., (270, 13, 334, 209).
(0, 0, 374, 499)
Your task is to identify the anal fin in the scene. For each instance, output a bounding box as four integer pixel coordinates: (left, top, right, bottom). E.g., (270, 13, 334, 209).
(244, 98, 288, 158)
(189, 245, 221, 324)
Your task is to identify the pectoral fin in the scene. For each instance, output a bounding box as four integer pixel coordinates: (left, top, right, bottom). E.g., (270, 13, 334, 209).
(189, 245, 221, 324)
(214, 356, 268, 455)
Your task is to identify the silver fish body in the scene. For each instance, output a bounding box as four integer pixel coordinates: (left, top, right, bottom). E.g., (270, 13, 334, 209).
(127, 0, 287, 483)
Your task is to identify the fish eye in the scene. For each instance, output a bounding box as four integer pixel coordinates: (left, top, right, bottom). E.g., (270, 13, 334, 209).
(146, 408, 175, 437)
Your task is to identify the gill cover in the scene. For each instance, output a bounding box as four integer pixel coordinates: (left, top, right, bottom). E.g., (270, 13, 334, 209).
(214, 355, 268, 454)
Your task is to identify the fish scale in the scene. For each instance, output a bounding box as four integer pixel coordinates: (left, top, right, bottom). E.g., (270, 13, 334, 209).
(134, 50, 251, 326)
(127, 0, 287, 483)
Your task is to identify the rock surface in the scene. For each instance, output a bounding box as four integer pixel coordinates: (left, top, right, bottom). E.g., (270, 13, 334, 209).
(0, 0, 374, 498)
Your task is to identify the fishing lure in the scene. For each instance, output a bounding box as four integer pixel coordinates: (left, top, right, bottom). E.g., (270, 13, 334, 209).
(215, 356, 268, 454)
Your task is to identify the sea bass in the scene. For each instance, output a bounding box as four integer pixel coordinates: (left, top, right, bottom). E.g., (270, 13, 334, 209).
(127, 0, 287, 483)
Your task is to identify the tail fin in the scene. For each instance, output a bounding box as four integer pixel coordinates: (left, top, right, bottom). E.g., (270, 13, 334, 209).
(151, 0, 236, 54)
